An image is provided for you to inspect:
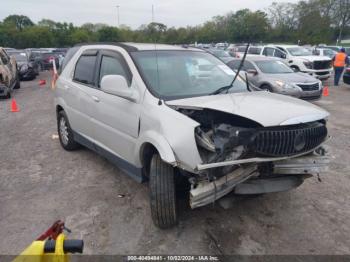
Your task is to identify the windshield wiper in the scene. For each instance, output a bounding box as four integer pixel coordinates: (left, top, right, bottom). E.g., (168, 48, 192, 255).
(210, 43, 250, 95)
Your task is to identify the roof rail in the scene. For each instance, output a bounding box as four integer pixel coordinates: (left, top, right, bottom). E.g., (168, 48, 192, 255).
(74, 42, 138, 52)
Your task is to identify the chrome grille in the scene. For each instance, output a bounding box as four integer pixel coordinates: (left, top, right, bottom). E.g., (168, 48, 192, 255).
(297, 83, 320, 91)
(254, 123, 327, 156)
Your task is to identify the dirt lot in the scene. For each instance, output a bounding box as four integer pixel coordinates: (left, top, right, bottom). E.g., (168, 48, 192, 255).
(1, 72, 350, 255)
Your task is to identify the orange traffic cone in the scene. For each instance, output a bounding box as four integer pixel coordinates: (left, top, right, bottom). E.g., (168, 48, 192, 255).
(11, 98, 20, 112)
(39, 79, 46, 86)
(323, 86, 329, 97)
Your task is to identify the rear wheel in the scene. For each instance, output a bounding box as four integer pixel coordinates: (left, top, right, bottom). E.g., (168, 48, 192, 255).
(149, 154, 178, 229)
(57, 110, 80, 151)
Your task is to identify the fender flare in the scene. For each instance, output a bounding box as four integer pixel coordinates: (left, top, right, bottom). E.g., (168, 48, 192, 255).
(135, 130, 177, 166)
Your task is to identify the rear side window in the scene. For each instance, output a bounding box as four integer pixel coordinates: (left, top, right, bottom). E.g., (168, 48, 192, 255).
(263, 47, 274, 56)
(73, 55, 97, 85)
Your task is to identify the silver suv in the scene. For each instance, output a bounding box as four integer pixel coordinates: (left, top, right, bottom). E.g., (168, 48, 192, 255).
(55, 43, 330, 228)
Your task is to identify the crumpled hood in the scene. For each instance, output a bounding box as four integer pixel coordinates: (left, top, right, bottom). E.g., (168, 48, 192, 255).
(167, 91, 329, 127)
(296, 55, 331, 62)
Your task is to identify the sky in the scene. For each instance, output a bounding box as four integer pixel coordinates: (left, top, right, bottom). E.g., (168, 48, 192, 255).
(1, 0, 298, 29)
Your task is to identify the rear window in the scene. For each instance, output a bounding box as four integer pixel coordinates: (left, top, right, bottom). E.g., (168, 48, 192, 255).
(73, 55, 97, 85)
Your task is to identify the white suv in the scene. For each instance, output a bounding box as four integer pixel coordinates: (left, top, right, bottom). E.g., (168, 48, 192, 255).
(55, 43, 330, 228)
(257, 45, 332, 80)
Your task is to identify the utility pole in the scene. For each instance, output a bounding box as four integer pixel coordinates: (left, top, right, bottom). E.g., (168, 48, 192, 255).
(116, 5, 120, 27)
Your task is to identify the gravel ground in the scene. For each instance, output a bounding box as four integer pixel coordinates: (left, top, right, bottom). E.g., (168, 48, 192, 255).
(1, 72, 350, 255)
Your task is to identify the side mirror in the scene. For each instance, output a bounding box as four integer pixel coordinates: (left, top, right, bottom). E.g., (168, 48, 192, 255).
(247, 69, 258, 75)
(101, 75, 136, 102)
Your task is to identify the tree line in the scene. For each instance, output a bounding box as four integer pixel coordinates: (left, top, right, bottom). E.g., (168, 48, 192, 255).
(1, 0, 350, 49)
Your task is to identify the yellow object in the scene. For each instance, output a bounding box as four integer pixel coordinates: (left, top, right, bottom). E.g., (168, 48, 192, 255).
(13, 234, 68, 262)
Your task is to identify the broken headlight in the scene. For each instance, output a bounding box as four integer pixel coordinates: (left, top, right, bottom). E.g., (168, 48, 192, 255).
(195, 124, 255, 163)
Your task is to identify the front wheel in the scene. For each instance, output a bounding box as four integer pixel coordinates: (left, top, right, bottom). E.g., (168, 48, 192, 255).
(260, 84, 273, 92)
(57, 110, 80, 151)
(149, 154, 178, 229)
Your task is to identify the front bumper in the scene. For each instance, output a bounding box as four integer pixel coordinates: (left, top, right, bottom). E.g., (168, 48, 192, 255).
(274, 83, 322, 101)
(303, 69, 332, 80)
(190, 147, 329, 209)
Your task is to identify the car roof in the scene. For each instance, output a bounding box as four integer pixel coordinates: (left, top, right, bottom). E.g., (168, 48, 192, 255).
(269, 44, 299, 48)
(76, 42, 202, 52)
(228, 56, 281, 62)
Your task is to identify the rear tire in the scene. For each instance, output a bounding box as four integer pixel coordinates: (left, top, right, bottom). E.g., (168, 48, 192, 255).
(57, 110, 80, 151)
(149, 154, 178, 229)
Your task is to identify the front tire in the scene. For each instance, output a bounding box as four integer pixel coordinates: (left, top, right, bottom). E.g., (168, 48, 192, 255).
(260, 84, 273, 92)
(149, 154, 178, 229)
(57, 110, 80, 151)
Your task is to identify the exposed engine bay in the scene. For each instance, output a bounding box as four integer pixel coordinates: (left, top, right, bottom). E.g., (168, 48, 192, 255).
(173, 107, 330, 208)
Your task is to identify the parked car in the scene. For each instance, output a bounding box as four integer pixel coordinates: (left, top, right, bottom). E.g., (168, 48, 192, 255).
(207, 48, 234, 63)
(27, 50, 59, 71)
(55, 43, 330, 228)
(215, 43, 228, 50)
(325, 46, 342, 52)
(38, 52, 60, 71)
(7, 50, 39, 79)
(312, 48, 337, 59)
(343, 67, 350, 85)
(258, 45, 332, 80)
(227, 57, 323, 100)
(0, 47, 20, 98)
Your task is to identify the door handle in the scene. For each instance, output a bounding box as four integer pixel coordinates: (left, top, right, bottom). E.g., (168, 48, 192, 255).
(91, 95, 100, 102)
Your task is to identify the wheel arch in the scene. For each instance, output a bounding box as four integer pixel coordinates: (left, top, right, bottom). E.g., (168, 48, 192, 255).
(137, 132, 177, 175)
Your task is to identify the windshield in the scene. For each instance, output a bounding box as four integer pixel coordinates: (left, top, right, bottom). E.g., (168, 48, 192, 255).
(286, 47, 313, 56)
(131, 50, 247, 100)
(255, 60, 294, 74)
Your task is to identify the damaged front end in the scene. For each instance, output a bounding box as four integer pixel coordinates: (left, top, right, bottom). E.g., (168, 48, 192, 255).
(175, 107, 330, 209)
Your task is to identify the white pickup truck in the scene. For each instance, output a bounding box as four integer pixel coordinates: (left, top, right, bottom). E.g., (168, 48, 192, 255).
(254, 45, 332, 80)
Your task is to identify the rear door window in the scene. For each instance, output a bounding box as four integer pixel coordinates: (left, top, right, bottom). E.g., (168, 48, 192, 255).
(273, 49, 286, 58)
(262, 47, 274, 57)
(73, 54, 97, 86)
